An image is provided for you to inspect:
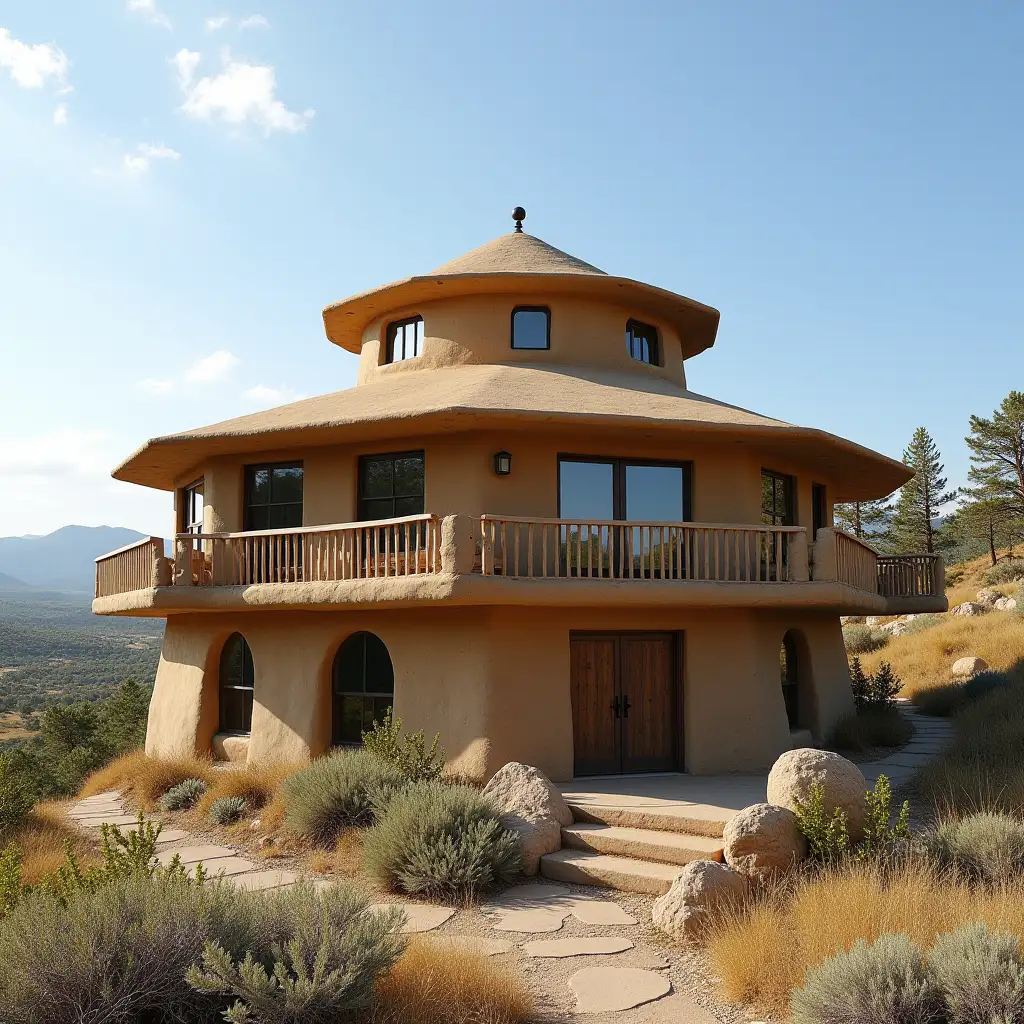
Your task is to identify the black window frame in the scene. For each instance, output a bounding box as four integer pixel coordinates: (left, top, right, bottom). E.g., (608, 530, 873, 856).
(626, 318, 660, 366)
(812, 483, 827, 538)
(181, 478, 204, 535)
(385, 315, 425, 363)
(331, 631, 395, 746)
(557, 455, 693, 522)
(219, 632, 254, 734)
(357, 450, 426, 523)
(510, 305, 551, 351)
(761, 469, 796, 527)
(243, 461, 304, 532)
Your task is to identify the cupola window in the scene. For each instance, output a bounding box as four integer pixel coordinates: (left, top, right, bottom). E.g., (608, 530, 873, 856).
(626, 319, 659, 365)
(511, 306, 550, 350)
(386, 316, 424, 363)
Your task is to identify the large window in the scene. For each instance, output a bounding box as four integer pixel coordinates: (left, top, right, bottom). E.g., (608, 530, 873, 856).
(511, 306, 550, 350)
(626, 319, 659, 365)
(358, 451, 425, 522)
(219, 633, 254, 733)
(761, 469, 795, 526)
(332, 632, 394, 745)
(386, 316, 424, 363)
(244, 462, 303, 530)
(182, 478, 204, 535)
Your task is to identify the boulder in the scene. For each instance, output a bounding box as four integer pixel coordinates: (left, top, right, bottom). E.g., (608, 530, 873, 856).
(483, 762, 573, 876)
(951, 602, 988, 617)
(767, 749, 868, 841)
(651, 860, 747, 941)
(866, 616, 885, 626)
(950, 656, 989, 679)
(723, 803, 807, 881)
(976, 589, 1000, 607)
(995, 596, 1018, 612)
(879, 621, 908, 637)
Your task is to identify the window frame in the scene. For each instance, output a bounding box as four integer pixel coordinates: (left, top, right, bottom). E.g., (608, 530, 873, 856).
(181, 478, 204, 535)
(510, 305, 551, 351)
(357, 450, 426, 523)
(331, 631, 395, 746)
(385, 315, 425, 364)
(219, 632, 254, 734)
(760, 468, 796, 527)
(243, 461, 304, 532)
(626, 318, 660, 366)
(556, 455, 693, 522)
(812, 482, 827, 538)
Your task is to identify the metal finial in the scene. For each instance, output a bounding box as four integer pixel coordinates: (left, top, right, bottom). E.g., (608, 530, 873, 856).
(512, 206, 526, 233)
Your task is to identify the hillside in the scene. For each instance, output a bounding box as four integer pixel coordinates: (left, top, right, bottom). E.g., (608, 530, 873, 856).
(0, 525, 148, 594)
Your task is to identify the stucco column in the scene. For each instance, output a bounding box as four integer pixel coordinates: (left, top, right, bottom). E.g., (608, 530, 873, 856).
(810, 528, 838, 582)
(441, 514, 479, 575)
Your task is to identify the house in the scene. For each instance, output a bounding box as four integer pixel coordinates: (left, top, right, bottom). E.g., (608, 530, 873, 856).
(93, 210, 945, 782)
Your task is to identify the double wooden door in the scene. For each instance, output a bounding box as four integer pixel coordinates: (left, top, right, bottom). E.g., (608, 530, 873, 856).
(569, 632, 681, 776)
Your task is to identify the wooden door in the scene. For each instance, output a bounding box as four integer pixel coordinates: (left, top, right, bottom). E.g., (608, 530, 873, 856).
(570, 636, 620, 776)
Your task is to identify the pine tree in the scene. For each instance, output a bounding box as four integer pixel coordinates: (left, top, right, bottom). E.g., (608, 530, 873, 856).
(890, 427, 956, 553)
(965, 391, 1024, 523)
(944, 491, 1020, 566)
(834, 496, 894, 542)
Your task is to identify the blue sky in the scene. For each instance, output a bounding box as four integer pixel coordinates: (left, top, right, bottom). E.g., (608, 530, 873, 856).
(1, 2, 1021, 537)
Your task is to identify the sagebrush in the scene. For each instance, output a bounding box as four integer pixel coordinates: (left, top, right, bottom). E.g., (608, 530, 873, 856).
(161, 777, 208, 811)
(209, 796, 246, 826)
(925, 812, 1024, 884)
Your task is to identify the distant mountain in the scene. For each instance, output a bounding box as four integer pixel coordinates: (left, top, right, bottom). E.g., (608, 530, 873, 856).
(0, 526, 147, 594)
(0, 570, 32, 591)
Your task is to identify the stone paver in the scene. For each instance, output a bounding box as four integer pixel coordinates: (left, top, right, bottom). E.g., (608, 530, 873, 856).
(492, 907, 567, 933)
(569, 898, 638, 926)
(232, 869, 300, 891)
(524, 937, 634, 958)
(189, 857, 257, 878)
(484, 882, 571, 911)
(153, 829, 189, 844)
(570, 967, 672, 1013)
(79, 814, 146, 828)
(369, 904, 455, 933)
(156, 844, 237, 866)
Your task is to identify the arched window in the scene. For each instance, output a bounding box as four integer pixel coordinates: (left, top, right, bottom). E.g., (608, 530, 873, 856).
(220, 633, 254, 733)
(332, 632, 394, 745)
(780, 631, 799, 729)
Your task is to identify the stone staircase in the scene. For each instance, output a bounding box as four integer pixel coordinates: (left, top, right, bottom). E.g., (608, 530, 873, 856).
(539, 800, 729, 895)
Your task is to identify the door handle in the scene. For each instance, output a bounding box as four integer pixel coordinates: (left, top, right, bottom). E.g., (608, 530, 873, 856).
(611, 696, 621, 718)
(622, 695, 631, 719)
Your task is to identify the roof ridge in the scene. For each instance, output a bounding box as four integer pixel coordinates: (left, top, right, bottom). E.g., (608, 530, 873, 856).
(429, 231, 606, 277)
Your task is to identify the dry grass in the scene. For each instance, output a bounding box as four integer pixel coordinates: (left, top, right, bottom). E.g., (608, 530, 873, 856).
(79, 750, 216, 810)
(372, 937, 533, 1024)
(194, 760, 303, 818)
(11, 801, 99, 885)
(708, 856, 1024, 1018)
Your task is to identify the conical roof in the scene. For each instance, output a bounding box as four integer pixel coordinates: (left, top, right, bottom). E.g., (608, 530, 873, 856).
(322, 229, 720, 358)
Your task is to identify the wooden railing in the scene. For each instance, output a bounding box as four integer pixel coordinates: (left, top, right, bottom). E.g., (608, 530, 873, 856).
(877, 554, 942, 599)
(834, 530, 879, 593)
(478, 517, 806, 582)
(172, 515, 442, 587)
(95, 537, 165, 598)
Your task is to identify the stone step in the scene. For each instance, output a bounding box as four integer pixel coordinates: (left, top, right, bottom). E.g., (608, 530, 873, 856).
(540, 849, 683, 895)
(566, 803, 728, 838)
(561, 823, 723, 866)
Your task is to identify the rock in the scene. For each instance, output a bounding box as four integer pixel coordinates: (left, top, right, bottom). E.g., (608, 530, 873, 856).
(866, 616, 885, 626)
(249, 819, 261, 831)
(483, 762, 573, 875)
(976, 589, 1000, 607)
(766, 749, 868, 841)
(723, 803, 808, 881)
(651, 860, 746, 941)
(950, 656, 989, 679)
(995, 596, 1018, 612)
(879, 621, 908, 637)
(841, 616, 866, 625)
(951, 602, 988, 617)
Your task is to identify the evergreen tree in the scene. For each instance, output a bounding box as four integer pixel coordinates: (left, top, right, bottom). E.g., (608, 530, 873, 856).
(834, 496, 894, 543)
(944, 490, 1021, 566)
(890, 427, 955, 553)
(965, 390, 1024, 523)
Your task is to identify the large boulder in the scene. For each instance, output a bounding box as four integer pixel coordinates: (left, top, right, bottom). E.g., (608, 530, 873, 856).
(951, 602, 988, 617)
(723, 803, 807, 881)
(879, 621, 908, 637)
(483, 762, 573, 876)
(651, 860, 747, 941)
(976, 589, 1000, 607)
(767, 749, 868, 841)
(995, 596, 1018, 612)
(950, 656, 989, 679)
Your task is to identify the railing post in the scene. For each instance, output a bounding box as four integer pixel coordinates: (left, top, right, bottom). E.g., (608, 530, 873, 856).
(788, 529, 809, 582)
(810, 527, 838, 582)
(441, 514, 477, 575)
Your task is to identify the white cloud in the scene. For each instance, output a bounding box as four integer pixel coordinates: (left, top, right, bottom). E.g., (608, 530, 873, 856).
(0, 429, 112, 480)
(0, 28, 68, 89)
(176, 50, 313, 134)
(123, 141, 181, 175)
(139, 377, 174, 394)
(205, 15, 230, 32)
(243, 384, 304, 406)
(52, 103, 68, 125)
(126, 0, 171, 29)
(185, 350, 240, 383)
(239, 14, 270, 29)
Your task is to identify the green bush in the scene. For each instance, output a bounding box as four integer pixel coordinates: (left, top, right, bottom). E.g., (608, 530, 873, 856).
(209, 796, 246, 826)
(844, 624, 889, 655)
(161, 777, 208, 811)
(363, 781, 521, 901)
(984, 558, 1024, 585)
(790, 932, 940, 1024)
(850, 656, 872, 710)
(0, 757, 33, 840)
(830, 708, 913, 753)
(945, 566, 965, 587)
(902, 614, 943, 636)
(928, 921, 1024, 1023)
(362, 708, 446, 783)
(925, 812, 1024, 884)
(187, 883, 405, 1024)
(282, 749, 403, 844)
(0, 843, 22, 917)
(870, 662, 903, 709)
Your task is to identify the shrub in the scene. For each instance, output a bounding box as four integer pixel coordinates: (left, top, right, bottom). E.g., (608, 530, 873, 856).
(790, 933, 940, 1024)
(197, 761, 301, 819)
(81, 750, 217, 810)
(282, 749, 404, 844)
(0, 758, 33, 840)
(913, 683, 969, 717)
(0, 843, 22, 916)
(925, 812, 1024, 884)
(209, 796, 246, 826)
(870, 662, 903, 708)
(860, 775, 911, 862)
(902, 614, 943, 636)
(363, 782, 520, 901)
(964, 670, 1008, 702)
(161, 777, 208, 811)
(362, 708, 446, 783)
(831, 708, 913, 753)
(794, 783, 850, 863)
(985, 558, 1024, 585)
(945, 566, 965, 587)
(850, 656, 872, 710)
(844, 624, 889, 654)
(187, 883, 405, 1024)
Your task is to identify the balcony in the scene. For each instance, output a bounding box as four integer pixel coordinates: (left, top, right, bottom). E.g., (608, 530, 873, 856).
(92, 515, 945, 615)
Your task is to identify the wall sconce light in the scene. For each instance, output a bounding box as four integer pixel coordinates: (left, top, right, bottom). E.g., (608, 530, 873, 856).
(493, 450, 512, 476)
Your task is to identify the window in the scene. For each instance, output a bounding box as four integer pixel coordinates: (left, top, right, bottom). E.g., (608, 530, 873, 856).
(780, 632, 799, 729)
(332, 632, 394, 745)
(511, 306, 550, 350)
(182, 479, 204, 535)
(244, 463, 303, 530)
(386, 316, 424, 363)
(358, 451, 425, 522)
(626, 319, 659, 365)
(219, 633, 254, 733)
(761, 469, 795, 526)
